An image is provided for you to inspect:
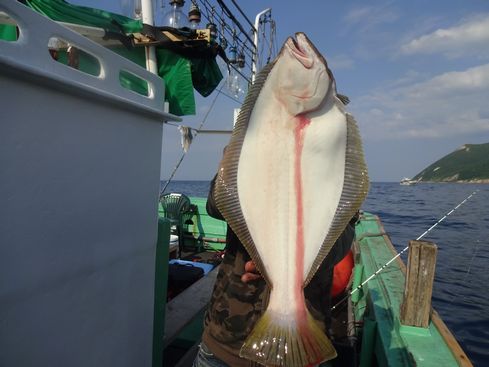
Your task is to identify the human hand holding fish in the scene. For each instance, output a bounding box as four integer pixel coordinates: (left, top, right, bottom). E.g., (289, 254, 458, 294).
(241, 260, 262, 283)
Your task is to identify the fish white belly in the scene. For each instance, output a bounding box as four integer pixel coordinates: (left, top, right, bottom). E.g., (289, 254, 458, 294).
(237, 101, 347, 313)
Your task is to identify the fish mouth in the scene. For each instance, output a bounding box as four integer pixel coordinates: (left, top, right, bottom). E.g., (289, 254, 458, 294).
(286, 35, 314, 69)
(285, 34, 324, 100)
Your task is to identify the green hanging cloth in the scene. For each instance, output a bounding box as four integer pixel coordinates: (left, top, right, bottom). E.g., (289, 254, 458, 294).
(156, 49, 196, 116)
(23, 0, 143, 33)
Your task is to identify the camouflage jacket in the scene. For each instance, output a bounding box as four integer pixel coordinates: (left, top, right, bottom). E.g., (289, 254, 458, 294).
(202, 177, 355, 366)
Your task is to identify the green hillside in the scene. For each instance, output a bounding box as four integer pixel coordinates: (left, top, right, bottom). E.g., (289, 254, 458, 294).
(413, 143, 489, 183)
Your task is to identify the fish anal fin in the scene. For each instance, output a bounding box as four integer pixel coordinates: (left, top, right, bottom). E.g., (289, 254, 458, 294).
(239, 310, 337, 367)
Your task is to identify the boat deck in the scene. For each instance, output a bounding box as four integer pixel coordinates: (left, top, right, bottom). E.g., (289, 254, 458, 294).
(157, 201, 472, 367)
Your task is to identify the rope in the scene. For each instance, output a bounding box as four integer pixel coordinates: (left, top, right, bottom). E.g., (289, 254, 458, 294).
(159, 82, 225, 197)
(332, 190, 478, 311)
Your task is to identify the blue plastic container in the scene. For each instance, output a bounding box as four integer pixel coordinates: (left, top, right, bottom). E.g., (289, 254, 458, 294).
(168, 259, 215, 275)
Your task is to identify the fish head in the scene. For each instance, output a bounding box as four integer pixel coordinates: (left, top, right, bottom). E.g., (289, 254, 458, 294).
(271, 33, 334, 116)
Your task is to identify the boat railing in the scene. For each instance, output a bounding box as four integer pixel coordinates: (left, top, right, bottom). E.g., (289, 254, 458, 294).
(0, 1, 178, 121)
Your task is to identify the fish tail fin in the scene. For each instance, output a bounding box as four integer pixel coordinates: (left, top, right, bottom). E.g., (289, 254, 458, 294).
(239, 309, 336, 366)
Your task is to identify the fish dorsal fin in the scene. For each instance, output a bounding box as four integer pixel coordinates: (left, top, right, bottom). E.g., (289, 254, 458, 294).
(305, 113, 369, 285)
(235, 62, 275, 132)
(213, 62, 276, 285)
(337, 93, 350, 105)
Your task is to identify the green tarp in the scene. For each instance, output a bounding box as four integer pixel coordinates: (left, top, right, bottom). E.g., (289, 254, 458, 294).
(23, 0, 143, 33)
(4, 0, 223, 115)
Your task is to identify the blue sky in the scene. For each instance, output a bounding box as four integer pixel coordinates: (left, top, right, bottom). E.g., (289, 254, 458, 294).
(72, 0, 489, 181)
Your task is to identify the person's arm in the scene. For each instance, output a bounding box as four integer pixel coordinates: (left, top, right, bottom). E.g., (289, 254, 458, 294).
(206, 174, 224, 220)
(329, 221, 355, 266)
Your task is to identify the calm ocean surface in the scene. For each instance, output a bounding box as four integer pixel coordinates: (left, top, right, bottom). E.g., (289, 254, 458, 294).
(162, 181, 489, 366)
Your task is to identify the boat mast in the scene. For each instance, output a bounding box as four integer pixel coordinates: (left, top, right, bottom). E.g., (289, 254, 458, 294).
(140, 0, 158, 77)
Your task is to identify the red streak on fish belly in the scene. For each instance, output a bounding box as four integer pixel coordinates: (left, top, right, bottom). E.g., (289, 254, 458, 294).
(293, 114, 319, 352)
(294, 114, 310, 298)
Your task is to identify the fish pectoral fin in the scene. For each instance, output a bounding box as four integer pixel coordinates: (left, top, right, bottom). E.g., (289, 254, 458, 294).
(240, 310, 337, 367)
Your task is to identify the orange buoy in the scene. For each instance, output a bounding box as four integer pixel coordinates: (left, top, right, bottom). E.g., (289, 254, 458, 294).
(331, 249, 354, 298)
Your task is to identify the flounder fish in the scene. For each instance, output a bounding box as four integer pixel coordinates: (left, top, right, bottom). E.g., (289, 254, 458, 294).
(214, 33, 369, 367)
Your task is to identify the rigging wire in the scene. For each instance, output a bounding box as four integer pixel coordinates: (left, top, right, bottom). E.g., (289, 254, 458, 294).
(215, 0, 254, 46)
(218, 89, 243, 104)
(159, 1, 276, 194)
(195, 0, 276, 86)
(197, 0, 255, 57)
(228, 0, 256, 32)
(331, 190, 479, 311)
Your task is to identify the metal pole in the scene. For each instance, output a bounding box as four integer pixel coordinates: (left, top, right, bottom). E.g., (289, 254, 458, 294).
(141, 0, 159, 79)
(252, 8, 271, 84)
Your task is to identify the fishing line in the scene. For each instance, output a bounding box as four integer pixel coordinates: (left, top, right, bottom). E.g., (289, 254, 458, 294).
(331, 190, 478, 311)
(454, 240, 480, 305)
(461, 240, 480, 283)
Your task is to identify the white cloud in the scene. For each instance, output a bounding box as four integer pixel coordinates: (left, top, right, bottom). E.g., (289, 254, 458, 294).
(383, 70, 428, 89)
(401, 14, 489, 58)
(327, 54, 355, 70)
(344, 5, 399, 30)
(353, 64, 489, 140)
(405, 63, 489, 99)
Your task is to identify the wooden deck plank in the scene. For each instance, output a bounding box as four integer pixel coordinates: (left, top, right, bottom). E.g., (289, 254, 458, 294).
(400, 240, 437, 328)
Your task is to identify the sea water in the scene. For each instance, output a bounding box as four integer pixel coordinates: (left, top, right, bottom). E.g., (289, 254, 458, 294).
(161, 180, 489, 366)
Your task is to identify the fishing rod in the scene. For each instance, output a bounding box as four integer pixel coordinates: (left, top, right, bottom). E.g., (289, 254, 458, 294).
(331, 190, 478, 311)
